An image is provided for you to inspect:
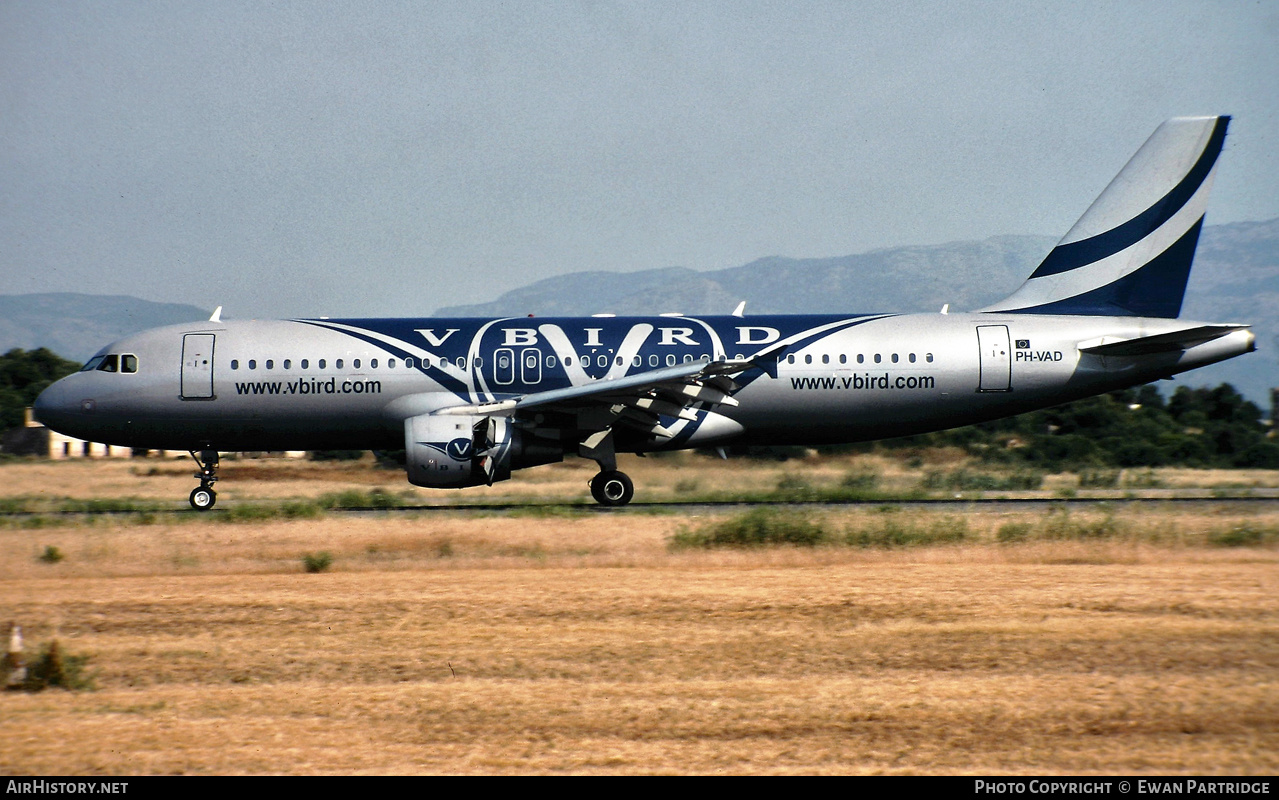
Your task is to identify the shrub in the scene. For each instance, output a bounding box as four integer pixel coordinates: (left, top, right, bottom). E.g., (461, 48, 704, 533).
(365, 488, 400, 509)
(1208, 523, 1278, 548)
(1078, 469, 1120, 488)
(23, 640, 95, 692)
(840, 470, 881, 490)
(997, 522, 1034, 543)
(1039, 507, 1126, 540)
(922, 468, 1043, 491)
(1122, 469, 1165, 489)
(58, 498, 157, 513)
(670, 509, 830, 549)
(38, 545, 65, 564)
(772, 474, 819, 501)
(221, 503, 280, 523)
(280, 500, 322, 519)
(673, 478, 702, 495)
(318, 489, 400, 509)
(845, 516, 968, 548)
(302, 551, 334, 573)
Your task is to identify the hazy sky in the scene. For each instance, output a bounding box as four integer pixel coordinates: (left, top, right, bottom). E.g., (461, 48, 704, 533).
(3, 1, 1277, 319)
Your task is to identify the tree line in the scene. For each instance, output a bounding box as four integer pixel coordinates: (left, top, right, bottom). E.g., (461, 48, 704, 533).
(0, 348, 81, 431)
(860, 383, 1278, 470)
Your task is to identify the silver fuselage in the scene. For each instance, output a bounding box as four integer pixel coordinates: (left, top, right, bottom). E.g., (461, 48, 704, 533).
(33, 312, 1255, 454)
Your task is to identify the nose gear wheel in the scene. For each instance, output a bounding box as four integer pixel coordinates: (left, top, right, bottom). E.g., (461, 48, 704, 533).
(188, 449, 220, 511)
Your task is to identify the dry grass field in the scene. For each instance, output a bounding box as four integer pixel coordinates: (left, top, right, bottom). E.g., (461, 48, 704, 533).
(1, 455, 1277, 775)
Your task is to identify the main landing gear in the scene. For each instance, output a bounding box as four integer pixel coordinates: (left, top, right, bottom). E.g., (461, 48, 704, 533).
(580, 428, 635, 507)
(189, 449, 219, 511)
(590, 470, 634, 507)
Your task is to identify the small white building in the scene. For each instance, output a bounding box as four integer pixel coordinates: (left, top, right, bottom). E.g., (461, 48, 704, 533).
(30, 408, 135, 458)
(0, 408, 133, 459)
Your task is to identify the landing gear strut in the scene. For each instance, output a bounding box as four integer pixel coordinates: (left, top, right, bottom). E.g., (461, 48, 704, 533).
(580, 428, 635, 507)
(189, 449, 219, 511)
(590, 470, 634, 507)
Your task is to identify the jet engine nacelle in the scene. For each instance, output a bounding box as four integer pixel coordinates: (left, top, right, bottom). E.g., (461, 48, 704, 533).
(404, 412, 563, 489)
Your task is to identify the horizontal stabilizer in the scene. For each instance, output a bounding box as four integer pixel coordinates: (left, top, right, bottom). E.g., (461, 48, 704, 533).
(1077, 324, 1249, 356)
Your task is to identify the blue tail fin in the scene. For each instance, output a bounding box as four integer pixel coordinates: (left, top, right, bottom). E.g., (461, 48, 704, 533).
(981, 116, 1229, 318)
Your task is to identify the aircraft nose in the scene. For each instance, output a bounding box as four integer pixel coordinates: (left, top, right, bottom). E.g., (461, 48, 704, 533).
(32, 377, 79, 431)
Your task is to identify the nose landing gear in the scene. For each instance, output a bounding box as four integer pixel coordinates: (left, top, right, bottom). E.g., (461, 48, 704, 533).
(189, 449, 219, 510)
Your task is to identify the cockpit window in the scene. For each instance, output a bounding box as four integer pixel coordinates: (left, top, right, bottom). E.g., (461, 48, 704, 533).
(80, 353, 137, 374)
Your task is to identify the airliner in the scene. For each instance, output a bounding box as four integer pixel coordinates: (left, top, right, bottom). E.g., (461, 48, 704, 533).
(34, 116, 1255, 509)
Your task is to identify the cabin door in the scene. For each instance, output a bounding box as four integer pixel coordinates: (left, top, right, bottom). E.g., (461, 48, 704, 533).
(976, 325, 1011, 392)
(181, 333, 216, 400)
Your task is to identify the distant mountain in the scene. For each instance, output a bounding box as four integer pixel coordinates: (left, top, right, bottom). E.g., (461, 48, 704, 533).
(436, 220, 1278, 408)
(437, 234, 1056, 318)
(0, 294, 210, 363)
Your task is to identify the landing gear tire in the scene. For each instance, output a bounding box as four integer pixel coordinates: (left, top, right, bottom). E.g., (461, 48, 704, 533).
(590, 470, 634, 507)
(190, 486, 217, 511)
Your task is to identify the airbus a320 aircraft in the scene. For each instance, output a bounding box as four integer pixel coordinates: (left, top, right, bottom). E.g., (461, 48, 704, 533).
(35, 116, 1255, 509)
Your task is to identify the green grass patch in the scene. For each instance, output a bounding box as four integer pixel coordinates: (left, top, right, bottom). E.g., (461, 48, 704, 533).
(1122, 469, 1165, 489)
(922, 468, 1044, 491)
(0, 496, 33, 513)
(18, 515, 62, 530)
(1207, 523, 1279, 548)
(506, 504, 586, 518)
(57, 497, 163, 513)
(844, 515, 969, 548)
(1078, 469, 1121, 488)
(218, 502, 286, 523)
(673, 477, 702, 495)
(997, 521, 1034, 543)
(317, 488, 402, 509)
(997, 506, 1138, 544)
(280, 500, 324, 519)
(840, 470, 882, 490)
(772, 474, 821, 501)
(1038, 506, 1126, 539)
(670, 508, 831, 549)
(670, 508, 973, 550)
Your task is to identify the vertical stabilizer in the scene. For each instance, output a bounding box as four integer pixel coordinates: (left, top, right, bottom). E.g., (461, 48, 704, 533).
(981, 116, 1229, 317)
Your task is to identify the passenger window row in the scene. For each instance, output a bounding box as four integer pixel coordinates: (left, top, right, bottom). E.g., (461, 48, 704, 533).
(785, 352, 934, 365)
(230, 356, 429, 371)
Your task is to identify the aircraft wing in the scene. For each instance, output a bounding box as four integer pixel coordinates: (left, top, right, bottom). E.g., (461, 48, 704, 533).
(434, 347, 782, 438)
